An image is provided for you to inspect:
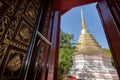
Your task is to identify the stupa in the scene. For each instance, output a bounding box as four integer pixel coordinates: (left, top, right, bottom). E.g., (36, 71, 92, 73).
(68, 10, 119, 80)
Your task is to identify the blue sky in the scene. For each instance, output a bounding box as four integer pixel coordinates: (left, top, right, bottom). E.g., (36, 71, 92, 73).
(61, 3, 109, 48)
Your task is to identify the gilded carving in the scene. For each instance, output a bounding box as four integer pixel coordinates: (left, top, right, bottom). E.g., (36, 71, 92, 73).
(6, 7, 14, 17)
(38, 42, 46, 69)
(0, 44, 5, 55)
(5, 29, 14, 40)
(2, 16, 10, 27)
(42, 4, 51, 38)
(2, 49, 26, 79)
(0, 1, 3, 8)
(0, 1, 19, 40)
(25, 2, 37, 24)
(32, 0, 41, 10)
(37, 4, 51, 71)
(15, 21, 33, 45)
(0, 43, 8, 65)
(20, 27, 31, 40)
(5, 15, 19, 40)
(4, 0, 18, 18)
(27, 8, 36, 20)
(7, 54, 21, 72)
(0, 16, 10, 40)
(4, 0, 28, 40)
(3, 39, 28, 51)
(0, 0, 34, 79)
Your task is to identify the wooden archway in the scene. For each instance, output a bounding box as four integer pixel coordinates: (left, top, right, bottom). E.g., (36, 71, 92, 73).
(48, 0, 120, 80)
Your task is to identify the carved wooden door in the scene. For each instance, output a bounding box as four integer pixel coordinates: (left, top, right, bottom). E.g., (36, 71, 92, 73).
(0, 0, 55, 80)
(26, 2, 54, 80)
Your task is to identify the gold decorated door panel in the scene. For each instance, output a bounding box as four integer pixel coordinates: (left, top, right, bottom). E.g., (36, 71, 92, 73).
(0, 0, 41, 79)
(26, 2, 53, 80)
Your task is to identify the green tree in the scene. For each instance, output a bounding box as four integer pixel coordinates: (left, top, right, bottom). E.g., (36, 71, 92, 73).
(58, 31, 76, 80)
(103, 48, 115, 66)
(103, 48, 111, 56)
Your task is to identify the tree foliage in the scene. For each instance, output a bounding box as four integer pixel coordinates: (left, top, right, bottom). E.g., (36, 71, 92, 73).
(58, 31, 115, 79)
(103, 48, 111, 56)
(58, 31, 76, 80)
(103, 48, 115, 66)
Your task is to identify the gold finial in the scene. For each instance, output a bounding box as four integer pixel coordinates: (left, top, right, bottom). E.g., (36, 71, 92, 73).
(81, 9, 87, 29)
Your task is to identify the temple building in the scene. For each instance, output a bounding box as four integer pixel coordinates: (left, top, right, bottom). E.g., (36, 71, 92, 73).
(69, 10, 119, 80)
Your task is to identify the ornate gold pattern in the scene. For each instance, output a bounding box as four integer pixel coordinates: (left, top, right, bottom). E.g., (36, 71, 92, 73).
(0, 43, 8, 65)
(25, 2, 38, 24)
(32, 0, 41, 10)
(2, 49, 26, 79)
(0, 1, 3, 8)
(7, 54, 21, 72)
(0, 16, 10, 40)
(38, 41, 46, 68)
(4, 39, 28, 50)
(5, 15, 19, 40)
(4, 0, 32, 40)
(15, 21, 33, 45)
(0, 44, 6, 56)
(20, 27, 31, 40)
(0, 0, 40, 79)
(0, 0, 19, 40)
(37, 3, 51, 73)
(42, 4, 51, 37)
(4, 0, 29, 41)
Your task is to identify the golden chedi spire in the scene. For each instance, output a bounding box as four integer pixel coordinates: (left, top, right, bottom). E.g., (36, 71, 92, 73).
(81, 9, 87, 29)
(74, 9, 103, 55)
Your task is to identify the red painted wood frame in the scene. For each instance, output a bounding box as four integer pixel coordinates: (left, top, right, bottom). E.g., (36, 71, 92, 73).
(47, 11, 60, 80)
(97, 0, 120, 78)
(41, 3, 55, 80)
(46, 0, 120, 80)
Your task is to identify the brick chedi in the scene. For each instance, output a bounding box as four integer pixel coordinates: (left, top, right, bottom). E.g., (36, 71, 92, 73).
(68, 9, 119, 80)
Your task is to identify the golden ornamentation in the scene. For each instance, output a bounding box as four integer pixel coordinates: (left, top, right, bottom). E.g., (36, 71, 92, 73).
(7, 7, 14, 17)
(0, 43, 8, 65)
(5, 15, 19, 40)
(32, 0, 41, 10)
(42, 3, 51, 38)
(25, 2, 37, 23)
(15, 21, 33, 45)
(3, 39, 28, 50)
(20, 27, 31, 40)
(0, 16, 10, 40)
(38, 42, 46, 69)
(0, 44, 5, 55)
(2, 49, 26, 79)
(0, 1, 3, 8)
(7, 54, 21, 72)
(27, 8, 36, 20)
(4, 0, 29, 40)
(5, 2, 17, 17)
(37, 4, 51, 69)
(0, 2, 18, 40)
